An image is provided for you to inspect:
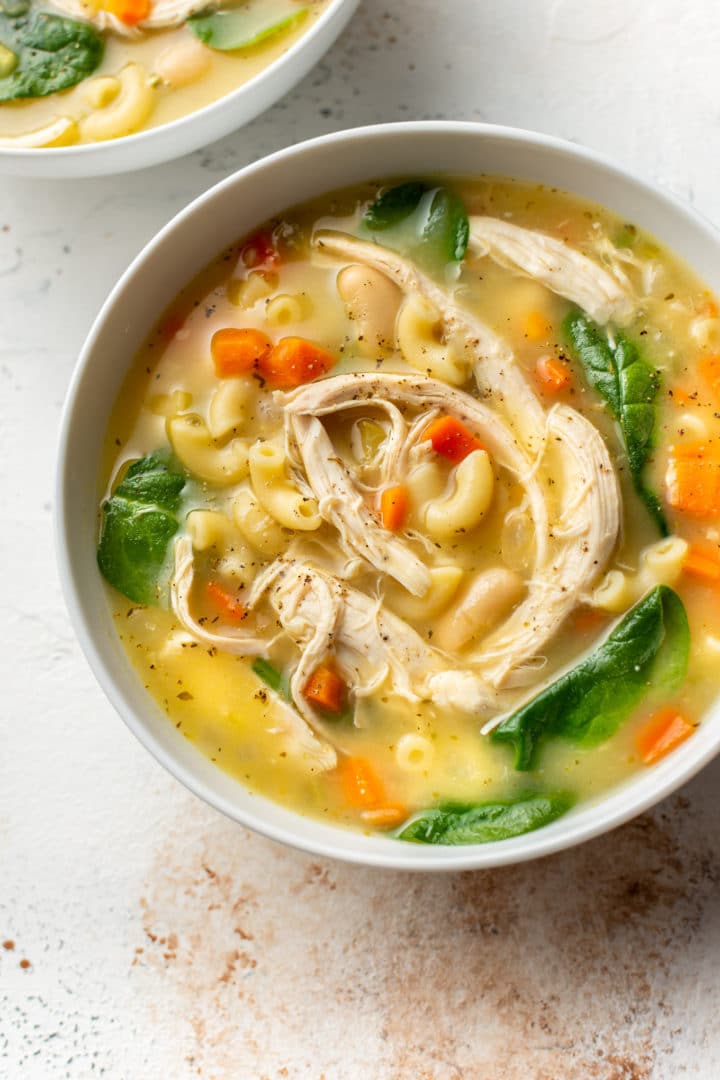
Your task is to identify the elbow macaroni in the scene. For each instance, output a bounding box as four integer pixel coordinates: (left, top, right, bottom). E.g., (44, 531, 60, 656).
(395, 733, 434, 773)
(233, 488, 292, 556)
(397, 294, 467, 385)
(249, 441, 322, 531)
(385, 566, 464, 622)
(80, 64, 154, 142)
(265, 293, 310, 327)
(423, 450, 494, 541)
(207, 379, 254, 441)
(167, 415, 249, 485)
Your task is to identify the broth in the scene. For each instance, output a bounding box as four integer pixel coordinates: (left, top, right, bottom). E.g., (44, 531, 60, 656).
(98, 176, 720, 843)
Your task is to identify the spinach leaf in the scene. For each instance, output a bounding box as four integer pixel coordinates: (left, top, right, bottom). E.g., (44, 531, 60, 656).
(188, 0, 306, 52)
(97, 450, 185, 606)
(252, 658, 292, 702)
(362, 181, 469, 270)
(491, 585, 689, 770)
(398, 791, 574, 845)
(0, 8, 103, 101)
(562, 310, 668, 534)
(362, 181, 428, 231)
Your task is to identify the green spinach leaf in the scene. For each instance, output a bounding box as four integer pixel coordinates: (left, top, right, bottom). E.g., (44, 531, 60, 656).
(562, 310, 668, 534)
(362, 181, 469, 270)
(398, 791, 574, 845)
(252, 658, 292, 702)
(491, 585, 689, 770)
(188, 0, 306, 52)
(97, 450, 185, 606)
(0, 8, 103, 101)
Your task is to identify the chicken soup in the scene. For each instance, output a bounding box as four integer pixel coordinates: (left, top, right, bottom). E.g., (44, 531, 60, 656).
(0, 0, 328, 147)
(97, 176, 720, 844)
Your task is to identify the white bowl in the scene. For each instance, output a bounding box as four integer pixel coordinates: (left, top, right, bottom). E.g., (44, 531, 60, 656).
(56, 121, 720, 869)
(0, 0, 358, 178)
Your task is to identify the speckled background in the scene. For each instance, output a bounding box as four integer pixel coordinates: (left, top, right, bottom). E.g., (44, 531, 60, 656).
(2, 2, 720, 1077)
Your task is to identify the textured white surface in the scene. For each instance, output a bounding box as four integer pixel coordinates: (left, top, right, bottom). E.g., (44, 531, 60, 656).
(2, 2, 720, 1077)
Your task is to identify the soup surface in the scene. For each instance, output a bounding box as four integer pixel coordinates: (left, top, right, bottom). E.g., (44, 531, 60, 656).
(0, 0, 328, 147)
(98, 176, 720, 845)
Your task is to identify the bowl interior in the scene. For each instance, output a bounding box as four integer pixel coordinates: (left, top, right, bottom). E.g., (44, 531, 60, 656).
(57, 122, 720, 868)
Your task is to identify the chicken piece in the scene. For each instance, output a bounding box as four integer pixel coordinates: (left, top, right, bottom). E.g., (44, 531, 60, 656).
(284, 371, 620, 689)
(170, 537, 337, 771)
(314, 229, 546, 453)
(468, 217, 635, 325)
(265, 561, 497, 716)
(47, 0, 207, 36)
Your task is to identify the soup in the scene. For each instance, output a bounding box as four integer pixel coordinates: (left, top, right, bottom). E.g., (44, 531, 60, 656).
(0, 0, 328, 147)
(97, 176, 720, 845)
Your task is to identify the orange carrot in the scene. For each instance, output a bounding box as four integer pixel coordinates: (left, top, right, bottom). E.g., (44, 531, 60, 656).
(211, 327, 272, 377)
(337, 756, 385, 809)
(303, 664, 346, 714)
(422, 416, 484, 463)
(699, 354, 720, 400)
(259, 336, 336, 388)
(683, 543, 720, 584)
(525, 310, 552, 341)
(635, 706, 695, 765)
(536, 355, 573, 393)
(379, 485, 409, 531)
(360, 805, 409, 829)
(666, 442, 720, 517)
(205, 580, 246, 623)
(103, 0, 150, 24)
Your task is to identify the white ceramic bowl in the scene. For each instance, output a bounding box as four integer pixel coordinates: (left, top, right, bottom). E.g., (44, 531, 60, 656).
(56, 121, 720, 869)
(0, 0, 358, 178)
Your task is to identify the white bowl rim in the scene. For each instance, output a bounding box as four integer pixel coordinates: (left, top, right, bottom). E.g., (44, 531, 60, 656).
(56, 120, 720, 870)
(0, 0, 357, 171)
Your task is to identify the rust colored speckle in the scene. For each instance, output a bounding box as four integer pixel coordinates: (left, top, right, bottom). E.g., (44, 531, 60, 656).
(2, 940, 15, 951)
(126, 791, 718, 1077)
(19, 958, 31, 970)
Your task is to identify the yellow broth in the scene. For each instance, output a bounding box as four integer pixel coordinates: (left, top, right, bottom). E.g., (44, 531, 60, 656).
(100, 176, 720, 838)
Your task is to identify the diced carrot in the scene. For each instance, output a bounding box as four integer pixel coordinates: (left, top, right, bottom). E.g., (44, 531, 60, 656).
(422, 416, 484, 463)
(635, 706, 695, 765)
(379, 485, 409, 531)
(683, 543, 720, 584)
(103, 0, 150, 24)
(525, 310, 552, 341)
(337, 756, 385, 810)
(302, 663, 346, 714)
(666, 442, 720, 517)
(360, 805, 409, 829)
(536, 355, 573, 393)
(239, 230, 279, 271)
(699, 354, 720, 400)
(205, 580, 246, 623)
(211, 327, 273, 377)
(259, 336, 336, 388)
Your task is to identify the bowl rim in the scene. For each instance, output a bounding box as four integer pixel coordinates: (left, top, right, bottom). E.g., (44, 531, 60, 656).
(0, 0, 356, 169)
(56, 120, 720, 870)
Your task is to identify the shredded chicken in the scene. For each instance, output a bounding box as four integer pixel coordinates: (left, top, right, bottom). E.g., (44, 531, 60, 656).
(468, 217, 635, 325)
(314, 229, 547, 452)
(264, 560, 497, 715)
(283, 371, 620, 689)
(47, 0, 207, 35)
(170, 538, 337, 771)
